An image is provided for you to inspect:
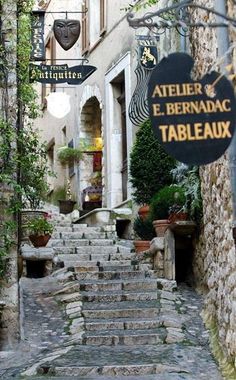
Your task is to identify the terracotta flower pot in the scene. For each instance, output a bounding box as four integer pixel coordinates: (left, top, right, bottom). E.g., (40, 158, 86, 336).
(153, 219, 170, 237)
(134, 240, 150, 253)
(168, 212, 189, 224)
(138, 205, 150, 220)
(58, 200, 76, 214)
(29, 234, 51, 247)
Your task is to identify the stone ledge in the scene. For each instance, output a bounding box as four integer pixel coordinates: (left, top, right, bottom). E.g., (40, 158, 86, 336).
(150, 238, 164, 252)
(20, 244, 54, 261)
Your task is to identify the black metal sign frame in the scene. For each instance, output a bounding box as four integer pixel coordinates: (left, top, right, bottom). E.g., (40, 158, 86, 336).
(29, 63, 97, 85)
(30, 10, 45, 61)
(127, 0, 236, 36)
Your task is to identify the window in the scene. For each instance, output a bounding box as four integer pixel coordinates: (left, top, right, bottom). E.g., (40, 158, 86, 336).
(81, 0, 106, 54)
(68, 139, 75, 178)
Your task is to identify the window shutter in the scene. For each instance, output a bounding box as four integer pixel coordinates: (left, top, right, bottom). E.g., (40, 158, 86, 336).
(100, 0, 106, 35)
(82, 0, 89, 53)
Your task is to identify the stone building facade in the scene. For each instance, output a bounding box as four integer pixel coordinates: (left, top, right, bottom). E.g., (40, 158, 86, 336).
(190, 0, 236, 376)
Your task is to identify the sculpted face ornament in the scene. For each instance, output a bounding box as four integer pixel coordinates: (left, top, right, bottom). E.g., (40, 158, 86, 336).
(53, 19, 81, 50)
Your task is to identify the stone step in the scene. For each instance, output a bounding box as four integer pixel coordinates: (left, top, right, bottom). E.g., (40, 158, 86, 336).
(75, 270, 159, 281)
(89, 239, 115, 246)
(55, 225, 99, 232)
(83, 232, 114, 239)
(80, 290, 158, 303)
(82, 328, 166, 346)
(98, 264, 138, 272)
(56, 257, 134, 267)
(78, 246, 119, 254)
(85, 317, 161, 331)
(72, 224, 89, 229)
(79, 279, 160, 292)
(52, 243, 120, 252)
(24, 376, 196, 380)
(36, 364, 163, 378)
(36, 344, 219, 379)
(82, 301, 160, 319)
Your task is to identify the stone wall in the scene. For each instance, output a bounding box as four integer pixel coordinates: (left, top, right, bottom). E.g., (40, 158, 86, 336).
(0, 1, 19, 348)
(190, 0, 236, 375)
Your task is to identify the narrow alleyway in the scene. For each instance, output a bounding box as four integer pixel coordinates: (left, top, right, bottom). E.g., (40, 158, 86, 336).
(0, 215, 223, 380)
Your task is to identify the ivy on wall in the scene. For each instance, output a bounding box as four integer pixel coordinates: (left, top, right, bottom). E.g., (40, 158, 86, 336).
(0, 0, 52, 277)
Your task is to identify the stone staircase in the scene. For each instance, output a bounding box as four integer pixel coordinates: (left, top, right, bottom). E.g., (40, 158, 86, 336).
(34, 215, 182, 378)
(16, 213, 223, 380)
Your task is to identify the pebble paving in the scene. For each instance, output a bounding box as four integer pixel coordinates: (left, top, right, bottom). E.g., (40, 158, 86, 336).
(0, 276, 223, 380)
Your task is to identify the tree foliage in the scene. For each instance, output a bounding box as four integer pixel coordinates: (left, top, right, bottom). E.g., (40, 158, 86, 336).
(130, 119, 176, 205)
(0, 0, 52, 277)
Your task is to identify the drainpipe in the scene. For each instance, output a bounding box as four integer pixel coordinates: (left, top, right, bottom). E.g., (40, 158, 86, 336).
(214, 0, 236, 242)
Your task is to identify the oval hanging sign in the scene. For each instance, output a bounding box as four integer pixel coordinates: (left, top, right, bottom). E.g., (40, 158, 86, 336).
(147, 52, 236, 165)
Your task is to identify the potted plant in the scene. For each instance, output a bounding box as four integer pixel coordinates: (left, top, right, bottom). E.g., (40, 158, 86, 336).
(133, 216, 156, 253)
(57, 146, 83, 166)
(27, 215, 54, 247)
(171, 163, 203, 224)
(149, 185, 186, 237)
(58, 179, 77, 214)
(129, 119, 175, 219)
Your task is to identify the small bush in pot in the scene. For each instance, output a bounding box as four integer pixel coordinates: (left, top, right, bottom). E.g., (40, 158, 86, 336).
(130, 119, 176, 206)
(171, 163, 203, 224)
(150, 185, 186, 221)
(27, 216, 54, 236)
(133, 216, 156, 241)
(27, 216, 54, 247)
(57, 146, 83, 165)
(133, 216, 155, 253)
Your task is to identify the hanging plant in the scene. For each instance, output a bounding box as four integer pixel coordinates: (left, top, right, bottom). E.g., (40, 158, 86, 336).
(57, 146, 83, 165)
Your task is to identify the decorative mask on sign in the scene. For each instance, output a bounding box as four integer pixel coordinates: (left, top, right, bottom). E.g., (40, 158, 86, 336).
(53, 19, 81, 50)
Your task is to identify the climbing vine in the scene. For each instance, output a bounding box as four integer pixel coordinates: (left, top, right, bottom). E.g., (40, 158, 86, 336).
(0, 0, 52, 278)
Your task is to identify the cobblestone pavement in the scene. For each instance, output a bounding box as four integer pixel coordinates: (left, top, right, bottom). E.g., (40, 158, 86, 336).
(0, 274, 223, 380)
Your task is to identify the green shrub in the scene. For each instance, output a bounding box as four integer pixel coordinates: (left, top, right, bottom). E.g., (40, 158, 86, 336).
(27, 216, 54, 236)
(57, 146, 83, 165)
(150, 185, 186, 220)
(171, 163, 203, 223)
(130, 119, 175, 205)
(48, 186, 66, 205)
(133, 216, 155, 240)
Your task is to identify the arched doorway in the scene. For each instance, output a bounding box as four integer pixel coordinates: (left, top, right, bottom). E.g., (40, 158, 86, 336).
(79, 96, 103, 211)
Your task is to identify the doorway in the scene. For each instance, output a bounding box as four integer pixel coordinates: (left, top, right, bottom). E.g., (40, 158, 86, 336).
(80, 96, 103, 211)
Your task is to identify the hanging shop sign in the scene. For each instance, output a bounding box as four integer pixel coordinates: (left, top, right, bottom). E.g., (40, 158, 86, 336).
(53, 19, 81, 51)
(30, 10, 45, 61)
(148, 52, 236, 165)
(139, 45, 158, 70)
(29, 64, 97, 85)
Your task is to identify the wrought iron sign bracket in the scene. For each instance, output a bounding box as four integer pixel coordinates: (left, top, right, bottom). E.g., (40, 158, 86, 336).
(127, 0, 236, 36)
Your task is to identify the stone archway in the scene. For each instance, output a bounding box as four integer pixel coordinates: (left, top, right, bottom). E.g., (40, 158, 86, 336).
(79, 96, 103, 211)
